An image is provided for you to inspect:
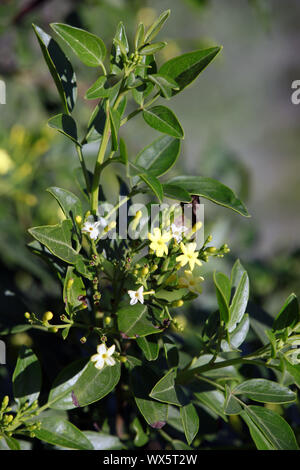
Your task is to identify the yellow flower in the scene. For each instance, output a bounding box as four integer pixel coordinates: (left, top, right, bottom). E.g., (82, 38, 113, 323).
(0, 149, 14, 174)
(178, 270, 204, 294)
(148, 227, 171, 257)
(176, 242, 202, 271)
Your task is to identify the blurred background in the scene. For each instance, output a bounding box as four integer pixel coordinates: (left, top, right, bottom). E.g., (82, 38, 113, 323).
(0, 0, 300, 449)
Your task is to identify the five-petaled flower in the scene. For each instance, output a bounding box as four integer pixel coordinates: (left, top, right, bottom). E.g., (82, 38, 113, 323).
(178, 270, 204, 294)
(82, 216, 107, 240)
(128, 286, 144, 305)
(148, 227, 172, 257)
(176, 242, 202, 271)
(91, 343, 116, 370)
(171, 223, 188, 243)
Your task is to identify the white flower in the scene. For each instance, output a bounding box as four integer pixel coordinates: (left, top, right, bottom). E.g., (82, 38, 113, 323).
(82, 216, 107, 240)
(128, 286, 144, 305)
(91, 343, 116, 370)
(171, 223, 188, 243)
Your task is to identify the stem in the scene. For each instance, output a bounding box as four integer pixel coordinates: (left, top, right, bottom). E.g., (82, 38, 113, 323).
(91, 99, 111, 215)
(76, 144, 90, 194)
(120, 92, 160, 126)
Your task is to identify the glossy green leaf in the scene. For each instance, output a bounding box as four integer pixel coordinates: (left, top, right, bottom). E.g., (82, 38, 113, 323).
(84, 431, 124, 450)
(273, 293, 300, 331)
(180, 403, 199, 445)
(32, 24, 76, 114)
(35, 417, 93, 450)
(51, 23, 106, 67)
(135, 135, 180, 177)
(144, 10, 170, 42)
(159, 47, 221, 95)
(241, 406, 299, 450)
(132, 55, 156, 105)
(231, 258, 247, 288)
(132, 417, 149, 447)
(63, 266, 86, 315)
(214, 272, 230, 324)
(117, 303, 163, 338)
(48, 113, 79, 145)
(136, 335, 159, 361)
(3, 436, 20, 450)
(48, 358, 88, 410)
(47, 186, 82, 220)
(169, 176, 249, 217)
(131, 366, 168, 429)
(85, 76, 106, 100)
(228, 271, 249, 332)
(221, 314, 250, 352)
(162, 184, 192, 202)
(72, 361, 121, 407)
(284, 357, 300, 389)
(139, 172, 164, 202)
(135, 23, 145, 50)
(149, 73, 179, 99)
(224, 385, 242, 415)
(12, 346, 41, 405)
(143, 105, 184, 139)
(233, 379, 296, 404)
(194, 387, 227, 421)
(29, 220, 80, 264)
(150, 369, 187, 406)
(111, 21, 129, 74)
(140, 42, 167, 55)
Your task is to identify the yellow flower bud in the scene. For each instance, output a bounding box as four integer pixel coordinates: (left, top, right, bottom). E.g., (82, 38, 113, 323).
(1, 396, 9, 410)
(43, 311, 53, 322)
(67, 278, 74, 290)
(141, 267, 149, 276)
(173, 299, 184, 308)
(75, 215, 82, 225)
(24, 312, 31, 319)
(80, 337, 87, 344)
(192, 221, 203, 233)
(104, 316, 112, 326)
(119, 356, 127, 363)
(49, 327, 58, 333)
(207, 246, 217, 253)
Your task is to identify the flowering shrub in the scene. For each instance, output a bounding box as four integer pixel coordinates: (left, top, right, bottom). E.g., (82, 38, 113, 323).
(1, 10, 300, 451)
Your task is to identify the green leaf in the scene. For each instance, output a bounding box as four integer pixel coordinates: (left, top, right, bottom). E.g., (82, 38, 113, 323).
(12, 346, 41, 406)
(83, 431, 124, 450)
(169, 176, 249, 217)
(48, 113, 79, 145)
(139, 172, 164, 202)
(228, 271, 249, 332)
(32, 24, 76, 114)
(224, 384, 242, 415)
(283, 357, 300, 389)
(48, 358, 88, 410)
(29, 220, 80, 264)
(241, 406, 299, 450)
(136, 335, 159, 361)
(231, 258, 247, 288)
(273, 293, 300, 331)
(233, 379, 296, 404)
(132, 417, 149, 447)
(180, 403, 199, 445)
(109, 108, 121, 151)
(159, 47, 222, 95)
(35, 417, 93, 450)
(221, 314, 250, 352)
(131, 366, 168, 429)
(47, 186, 82, 220)
(85, 76, 106, 100)
(117, 303, 163, 338)
(213, 272, 230, 324)
(51, 23, 106, 67)
(140, 42, 167, 55)
(132, 55, 156, 105)
(49, 358, 120, 409)
(144, 10, 170, 42)
(149, 73, 179, 99)
(150, 369, 187, 406)
(135, 23, 145, 50)
(135, 135, 181, 177)
(143, 106, 184, 139)
(110, 21, 129, 74)
(162, 184, 192, 202)
(194, 387, 227, 421)
(3, 436, 20, 450)
(71, 361, 121, 407)
(63, 266, 86, 315)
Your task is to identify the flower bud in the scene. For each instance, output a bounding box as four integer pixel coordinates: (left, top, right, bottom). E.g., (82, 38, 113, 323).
(119, 356, 127, 363)
(49, 327, 58, 333)
(75, 215, 82, 225)
(43, 311, 53, 322)
(207, 246, 217, 253)
(172, 299, 184, 308)
(104, 316, 112, 326)
(1, 396, 9, 410)
(67, 278, 74, 290)
(80, 337, 87, 344)
(141, 266, 149, 276)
